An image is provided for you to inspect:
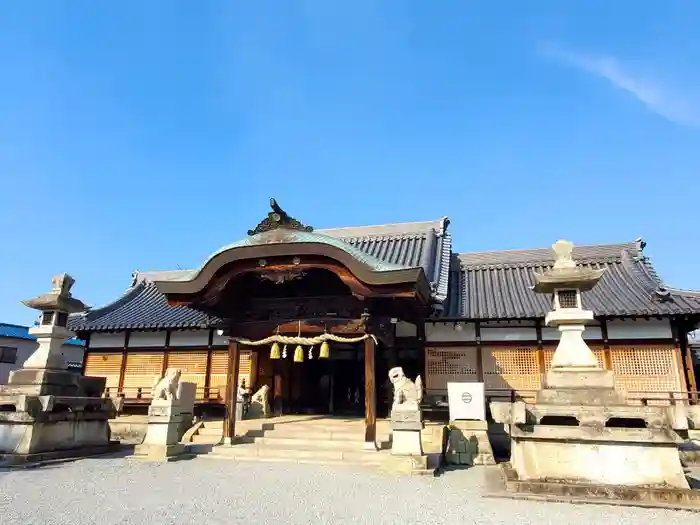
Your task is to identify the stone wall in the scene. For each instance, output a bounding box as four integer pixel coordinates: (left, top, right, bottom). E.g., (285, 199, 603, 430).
(445, 421, 496, 466)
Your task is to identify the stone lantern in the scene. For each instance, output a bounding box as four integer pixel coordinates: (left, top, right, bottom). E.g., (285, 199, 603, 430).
(0, 275, 118, 464)
(487, 239, 691, 491)
(20, 273, 85, 371)
(532, 240, 612, 391)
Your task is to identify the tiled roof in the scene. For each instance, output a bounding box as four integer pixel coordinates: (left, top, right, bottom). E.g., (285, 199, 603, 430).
(70, 218, 451, 332)
(0, 322, 84, 345)
(318, 218, 452, 301)
(69, 280, 222, 332)
(443, 239, 700, 319)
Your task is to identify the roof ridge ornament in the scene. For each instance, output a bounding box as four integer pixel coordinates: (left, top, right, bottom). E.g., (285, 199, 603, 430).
(247, 198, 314, 236)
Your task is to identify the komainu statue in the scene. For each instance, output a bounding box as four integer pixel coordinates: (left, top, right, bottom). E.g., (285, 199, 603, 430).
(388, 366, 423, 412)
(247, 384, 271, 419)
(151, 368, 182, 401)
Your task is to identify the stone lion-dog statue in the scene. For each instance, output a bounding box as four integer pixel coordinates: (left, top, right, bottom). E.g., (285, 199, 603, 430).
(151, 367, 182, 401)
(247, 384, 271, 419)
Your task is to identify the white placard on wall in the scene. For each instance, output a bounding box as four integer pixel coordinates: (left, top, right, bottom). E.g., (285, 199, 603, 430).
(447, 382, 486, 421)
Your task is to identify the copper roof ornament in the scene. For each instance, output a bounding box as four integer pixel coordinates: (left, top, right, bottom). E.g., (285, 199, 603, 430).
(247, 198, 314, 236)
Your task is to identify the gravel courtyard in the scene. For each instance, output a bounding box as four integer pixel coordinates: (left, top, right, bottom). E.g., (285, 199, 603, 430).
(0, 456, 698, 525)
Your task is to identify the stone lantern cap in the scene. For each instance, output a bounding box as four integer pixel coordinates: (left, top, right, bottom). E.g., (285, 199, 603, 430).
(532, 240, 606, 294)
(21, 274, 86, 314)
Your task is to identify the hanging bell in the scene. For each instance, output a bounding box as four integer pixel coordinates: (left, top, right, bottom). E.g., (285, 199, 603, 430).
(319, 340, 330, 359)
(270, 342, 281, 360)
(282, 345, 288, 359)
(293, 344, 304, 363)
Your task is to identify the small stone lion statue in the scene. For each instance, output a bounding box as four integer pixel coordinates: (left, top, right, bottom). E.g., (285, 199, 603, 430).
(151, 367, 182, 401)
(388, 366, 423, 412)
(247, 384, 271, 419)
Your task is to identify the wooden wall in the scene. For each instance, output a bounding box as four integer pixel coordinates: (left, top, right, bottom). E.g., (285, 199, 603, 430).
(84, 347, 252, 402)
(424, 344, 687, 404)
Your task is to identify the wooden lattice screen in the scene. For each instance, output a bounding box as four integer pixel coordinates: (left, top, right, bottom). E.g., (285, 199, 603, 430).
(84, 353, 123, 389)
(168, 351, 208, 397)
(208, 350, 252, 401)
(424, 347, 478, 390)
(609, 345, 684, 404)
(484, 347, 541, 399)
(542, 346, 605, 371)
(121, 353, 164, 395)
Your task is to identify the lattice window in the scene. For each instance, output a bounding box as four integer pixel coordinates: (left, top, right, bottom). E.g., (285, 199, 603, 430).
(425, 347, 478, 391)
(84, 353, 123, 389)
(122, 353, 164, 395)
(484, 347, 540, 397)
(610, 345, 683, 405)
(557, 290, 578, 309)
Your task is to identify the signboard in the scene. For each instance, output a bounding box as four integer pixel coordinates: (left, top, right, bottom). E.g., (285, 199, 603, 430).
(447, 382, 486, 421)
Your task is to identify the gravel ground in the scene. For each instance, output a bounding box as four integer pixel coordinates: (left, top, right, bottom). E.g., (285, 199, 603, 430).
(0, 455, 698, 525)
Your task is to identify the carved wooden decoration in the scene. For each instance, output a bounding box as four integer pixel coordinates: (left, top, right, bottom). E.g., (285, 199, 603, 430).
(247, 198, 314, 236)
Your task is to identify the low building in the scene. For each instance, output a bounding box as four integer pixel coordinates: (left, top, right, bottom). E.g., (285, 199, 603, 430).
(68, 202, 700, 435)
(0, 323, 84, 383)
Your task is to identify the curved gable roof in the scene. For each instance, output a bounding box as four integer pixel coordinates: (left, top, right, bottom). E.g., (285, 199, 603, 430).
(70, 218, 451, 332)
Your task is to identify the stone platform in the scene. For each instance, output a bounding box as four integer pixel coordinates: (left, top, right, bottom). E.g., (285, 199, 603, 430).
(487, 463, 700, 512)
(0, 441, 122, 468)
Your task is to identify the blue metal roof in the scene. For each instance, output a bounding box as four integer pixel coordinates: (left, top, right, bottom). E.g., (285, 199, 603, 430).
(0, 323, 85, 346)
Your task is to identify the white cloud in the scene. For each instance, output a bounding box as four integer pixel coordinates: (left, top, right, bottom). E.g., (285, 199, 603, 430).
(541, 44, 700, 127)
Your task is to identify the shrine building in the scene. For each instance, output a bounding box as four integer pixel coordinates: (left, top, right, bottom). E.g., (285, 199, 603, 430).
(69, 200, 700, 442)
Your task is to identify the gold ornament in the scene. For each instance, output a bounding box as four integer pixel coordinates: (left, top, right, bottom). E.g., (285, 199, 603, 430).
(270, 342, 280, 360)
(293, 344, 304, 362)
(319, 340, 330, 359)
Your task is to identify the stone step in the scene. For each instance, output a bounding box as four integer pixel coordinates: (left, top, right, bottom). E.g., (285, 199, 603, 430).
(201, 454, 385, 469)
(191, 434, 222, 444)
(255, 436, 389, 451)
(262, 428, 385, 441)
(207, 443, 388, 464)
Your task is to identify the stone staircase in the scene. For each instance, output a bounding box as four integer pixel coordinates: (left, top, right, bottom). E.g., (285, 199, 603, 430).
(191, 416, 444, 473)
(189, 419, 225, 445)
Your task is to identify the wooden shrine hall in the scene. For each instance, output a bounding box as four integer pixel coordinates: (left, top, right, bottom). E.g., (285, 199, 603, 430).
(69, 199, 700, 444)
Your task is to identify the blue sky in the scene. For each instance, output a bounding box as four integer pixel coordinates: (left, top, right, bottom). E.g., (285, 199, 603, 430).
(1, 2, 699, 324)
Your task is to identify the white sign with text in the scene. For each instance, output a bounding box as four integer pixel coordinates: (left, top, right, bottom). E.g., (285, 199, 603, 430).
(447, 382, 486, 421)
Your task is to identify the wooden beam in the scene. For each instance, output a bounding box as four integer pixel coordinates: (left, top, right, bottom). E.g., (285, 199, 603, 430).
(223, 340, 241, 443)
(364, 336, 377, 446)
(203, 349, 213, 399)
(231, 319, 367, 340)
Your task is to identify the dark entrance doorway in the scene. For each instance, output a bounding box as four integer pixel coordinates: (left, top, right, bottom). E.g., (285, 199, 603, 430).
(277, 342, 366, 416)
(329, 343, 364, 416)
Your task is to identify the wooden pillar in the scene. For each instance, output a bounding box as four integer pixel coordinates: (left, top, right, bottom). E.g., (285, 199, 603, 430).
(117, 331, 131, 393)
(364, 336, 376, 446)
(223, 340, 241, 443)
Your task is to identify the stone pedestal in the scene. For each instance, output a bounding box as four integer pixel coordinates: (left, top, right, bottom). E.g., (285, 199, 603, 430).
(176, 382, 196, 439)
(0, 382, 118, 463)
(390, 407, 423, 456)
(446, 420, 496, 466)
(510, 425, 688, 489)
(133, 399, 193, 462)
